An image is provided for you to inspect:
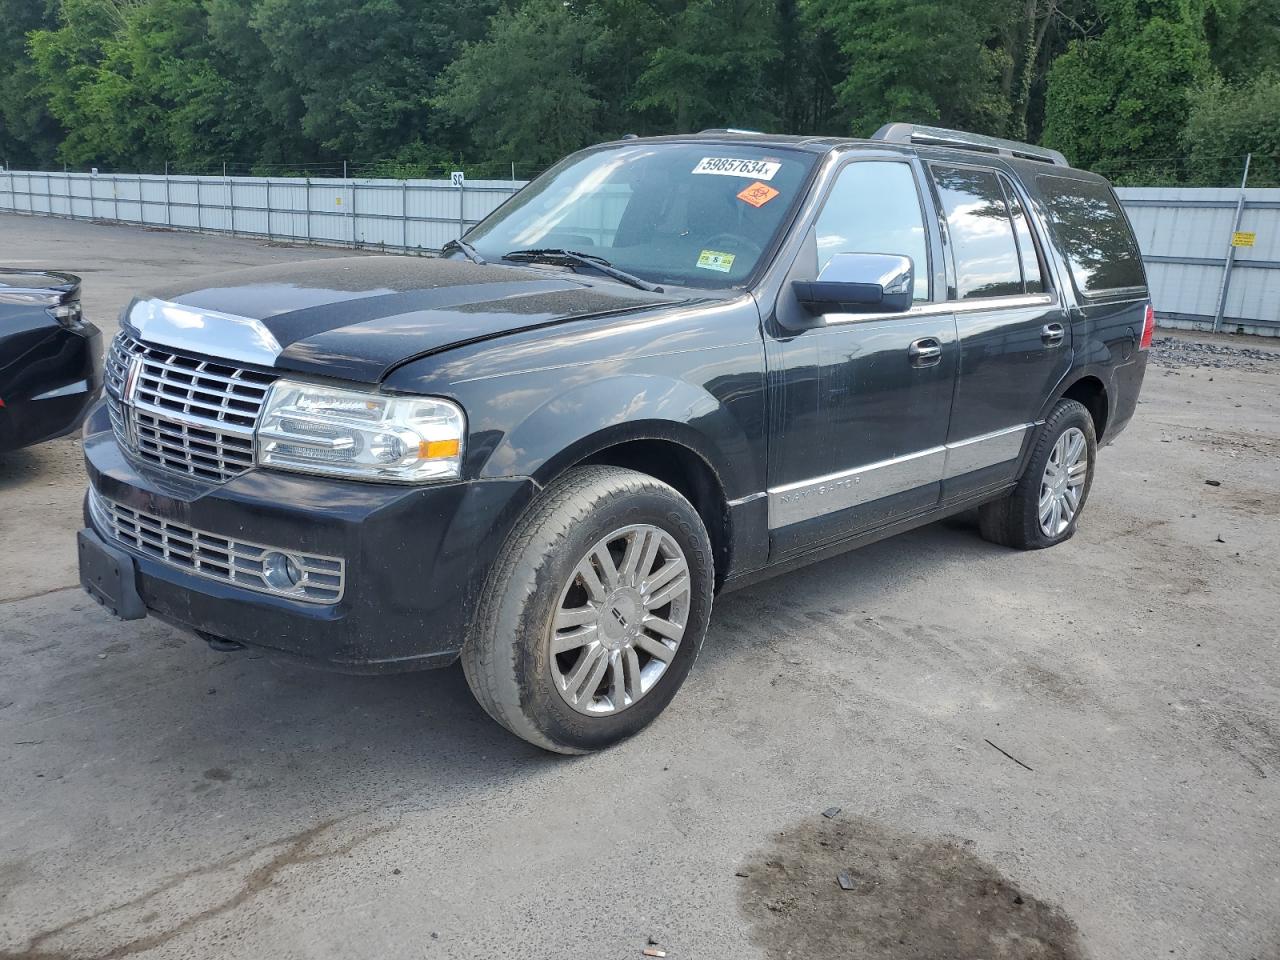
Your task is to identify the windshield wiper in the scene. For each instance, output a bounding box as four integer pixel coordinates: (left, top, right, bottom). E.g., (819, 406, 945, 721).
(502, 248, 663, 293)
(442, 238, 486, 264)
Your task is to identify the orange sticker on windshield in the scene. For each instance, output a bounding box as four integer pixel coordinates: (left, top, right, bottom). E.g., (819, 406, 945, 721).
(737, 182, 780, 208)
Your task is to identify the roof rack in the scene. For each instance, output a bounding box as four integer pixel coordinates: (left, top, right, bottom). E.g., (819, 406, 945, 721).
(872, 123, 1068, 166)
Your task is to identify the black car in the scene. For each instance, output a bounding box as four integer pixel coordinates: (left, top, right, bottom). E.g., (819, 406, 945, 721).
(78, 124, 1152, 753)
(1, 269, 102, 454)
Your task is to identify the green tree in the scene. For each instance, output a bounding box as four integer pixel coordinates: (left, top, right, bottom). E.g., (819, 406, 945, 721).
(633, 0, 782, 131)
(250, 0, 495, 158)
(999, 0, 1103, 141)
(206, 0, 314, 165)
(1042, 0, 1213, 171)
(27, 0, 253, 170)
(776, 0, 844, 133)
(434, 0, 613, 165)
(26, 0, 120, 167)
(1182, 71, 1280, 185)
(806, 0, 1018, 137)
(1205, 0, 1280, 80)
(0, 0, 1272, 179)
(0, 0, 63, 168)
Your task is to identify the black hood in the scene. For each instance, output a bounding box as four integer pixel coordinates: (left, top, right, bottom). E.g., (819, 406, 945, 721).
(0, 269, 79, 306)
(145, 256, 685, 382)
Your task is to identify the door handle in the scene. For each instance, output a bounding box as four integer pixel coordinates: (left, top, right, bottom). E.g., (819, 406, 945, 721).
(908, 338, 942, 367)
(1041, 322, 1066, 345)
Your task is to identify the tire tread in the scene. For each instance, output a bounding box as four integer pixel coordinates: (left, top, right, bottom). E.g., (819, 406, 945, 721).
(461, 466, 709, 754)
(977, 399, 1096, 551)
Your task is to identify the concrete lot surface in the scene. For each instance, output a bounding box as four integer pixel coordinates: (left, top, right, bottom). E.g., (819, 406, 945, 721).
(1, 215, 1278, 960)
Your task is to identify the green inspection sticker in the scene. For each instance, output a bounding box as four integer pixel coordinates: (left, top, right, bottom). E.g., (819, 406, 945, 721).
(696, 249, 735, 273)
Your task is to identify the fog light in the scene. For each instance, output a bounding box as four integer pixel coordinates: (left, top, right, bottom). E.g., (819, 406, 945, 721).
(262, 551, 304, 591)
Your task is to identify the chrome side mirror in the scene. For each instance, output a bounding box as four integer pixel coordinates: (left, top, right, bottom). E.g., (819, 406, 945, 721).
(792, 253, 914, 314)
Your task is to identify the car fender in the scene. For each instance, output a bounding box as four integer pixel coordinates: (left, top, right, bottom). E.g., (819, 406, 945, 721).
(472, 372, 757, 497)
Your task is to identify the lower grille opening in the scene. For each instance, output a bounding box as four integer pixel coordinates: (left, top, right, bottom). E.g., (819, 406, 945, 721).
(88, 487, 345, 605)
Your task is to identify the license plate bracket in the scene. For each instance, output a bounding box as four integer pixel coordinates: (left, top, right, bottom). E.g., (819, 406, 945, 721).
(78, 528, 146, 620)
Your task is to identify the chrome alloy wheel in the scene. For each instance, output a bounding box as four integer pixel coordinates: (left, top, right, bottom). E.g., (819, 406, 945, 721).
(549, 524, 692, 716)
(1039, 426, 1088, 538)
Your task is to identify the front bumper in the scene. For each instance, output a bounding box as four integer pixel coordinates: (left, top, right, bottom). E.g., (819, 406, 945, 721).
(80, 401, 537, 672)
(0, 320, 102, 453)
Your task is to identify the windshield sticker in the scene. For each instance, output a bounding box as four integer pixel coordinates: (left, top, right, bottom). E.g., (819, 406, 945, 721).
(696, 249, 736, 273)
(692, 157, 782, 180)
(737, 182, 780, 207)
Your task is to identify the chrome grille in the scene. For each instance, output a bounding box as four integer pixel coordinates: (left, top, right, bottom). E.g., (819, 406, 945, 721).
(88, 487, 344, 604)
(105, 334, 275, 483)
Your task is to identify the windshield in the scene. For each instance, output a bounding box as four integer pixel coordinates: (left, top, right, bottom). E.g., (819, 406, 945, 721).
(465, 142, 816, 289)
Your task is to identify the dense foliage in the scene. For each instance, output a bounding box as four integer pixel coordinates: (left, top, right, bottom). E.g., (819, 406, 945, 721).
(0, 0, 1276, 183)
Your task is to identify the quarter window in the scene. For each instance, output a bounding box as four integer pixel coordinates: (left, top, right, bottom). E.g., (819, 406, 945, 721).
(929, 165, 1024, 300)
(815, 161, 930, 301)
(1038, 175, 1146, 297)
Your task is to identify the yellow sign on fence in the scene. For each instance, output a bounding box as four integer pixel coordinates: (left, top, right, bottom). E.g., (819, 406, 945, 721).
(1232, 231, 1256, 247)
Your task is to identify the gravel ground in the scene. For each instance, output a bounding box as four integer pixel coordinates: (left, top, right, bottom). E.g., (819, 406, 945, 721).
(1149, 333, 1280, 370)
(1, 215, 1278, 960)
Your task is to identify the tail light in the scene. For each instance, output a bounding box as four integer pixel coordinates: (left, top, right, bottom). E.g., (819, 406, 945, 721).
(1138, 302, 1155, 350)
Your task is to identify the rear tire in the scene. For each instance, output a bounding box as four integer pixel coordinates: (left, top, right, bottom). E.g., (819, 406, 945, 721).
(461, 466, 714, 754)
(978, 399, 1097, 550)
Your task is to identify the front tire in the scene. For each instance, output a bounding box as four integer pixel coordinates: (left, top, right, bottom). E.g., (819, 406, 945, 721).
(978, 399, 1097, 550)
(461, 466, 714, 754)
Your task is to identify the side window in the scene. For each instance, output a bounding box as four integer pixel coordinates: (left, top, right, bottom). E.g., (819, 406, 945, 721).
(1037, 175, 1146, 297)
(928, 165, 1023, 300)
(815, 161, 930, 301)
(1003, 179, 1047, 294)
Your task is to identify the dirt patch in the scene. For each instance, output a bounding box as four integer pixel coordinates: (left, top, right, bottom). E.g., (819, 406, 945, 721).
(739, 816, 1085, 960)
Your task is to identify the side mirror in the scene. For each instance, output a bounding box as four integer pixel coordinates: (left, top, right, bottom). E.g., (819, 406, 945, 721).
(792, 253, 914, 315)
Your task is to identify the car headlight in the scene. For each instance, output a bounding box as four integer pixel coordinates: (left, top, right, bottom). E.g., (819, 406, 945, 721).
(256, 380, 465, 483)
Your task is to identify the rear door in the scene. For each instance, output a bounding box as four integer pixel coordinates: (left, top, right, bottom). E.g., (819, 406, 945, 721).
(765, 157, 958, 557)
(923, 162, 1072, 501)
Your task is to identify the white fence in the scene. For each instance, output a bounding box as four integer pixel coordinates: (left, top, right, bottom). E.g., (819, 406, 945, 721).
(1116, 187, 1280, 337)
(2, 172, 1277, 336)
(0, 170, 521, 253)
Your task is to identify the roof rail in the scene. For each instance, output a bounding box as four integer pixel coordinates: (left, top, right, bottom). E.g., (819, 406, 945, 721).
(872, 123, 1068, 166)
(697, 128, 766, 136)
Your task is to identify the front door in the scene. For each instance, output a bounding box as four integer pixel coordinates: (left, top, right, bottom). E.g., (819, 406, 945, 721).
(765, 158, 958, 558)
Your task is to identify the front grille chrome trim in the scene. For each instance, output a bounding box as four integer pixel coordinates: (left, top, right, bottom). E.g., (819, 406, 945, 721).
(88, 487, 345, 605)
(105, 333, 274, 484)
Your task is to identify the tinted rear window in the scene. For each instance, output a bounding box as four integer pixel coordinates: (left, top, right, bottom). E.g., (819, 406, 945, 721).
(1038, 176, 1146, 297)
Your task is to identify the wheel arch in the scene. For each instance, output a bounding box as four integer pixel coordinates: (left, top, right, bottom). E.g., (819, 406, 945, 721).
(1044, 372, 1110, 443)
(474, 373, 760, 589)
(570, 431, 732, 590)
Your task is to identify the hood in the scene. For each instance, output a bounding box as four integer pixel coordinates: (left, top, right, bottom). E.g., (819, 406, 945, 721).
(0, 269, 79, 307)
(127, 256, 686, 382)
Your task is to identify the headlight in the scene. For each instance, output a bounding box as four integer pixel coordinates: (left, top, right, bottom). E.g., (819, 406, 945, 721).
(256, 380, 465, 483)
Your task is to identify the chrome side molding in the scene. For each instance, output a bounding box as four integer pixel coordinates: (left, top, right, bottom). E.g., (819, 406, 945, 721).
(767, 423, 1035, 528)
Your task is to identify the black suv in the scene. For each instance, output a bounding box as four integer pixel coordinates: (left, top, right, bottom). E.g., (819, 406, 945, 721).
(78, 124, 1151, 753)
